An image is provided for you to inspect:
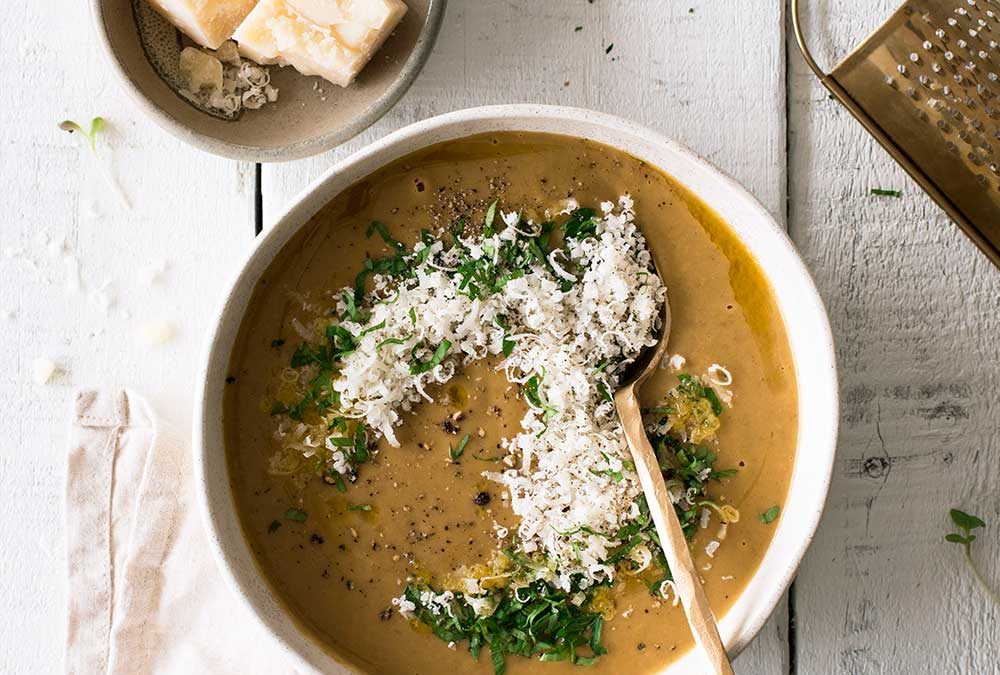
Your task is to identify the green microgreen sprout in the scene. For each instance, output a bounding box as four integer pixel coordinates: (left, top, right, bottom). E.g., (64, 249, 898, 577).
(946, 508, 999, 607)
(59, 117, 105, 153)
(58, 116, 130, 208)
(870, 188, 902, 198)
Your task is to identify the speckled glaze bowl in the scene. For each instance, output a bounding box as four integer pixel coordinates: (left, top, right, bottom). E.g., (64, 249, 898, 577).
(195, 105, 839, 674)
(90, 0, 446, 161)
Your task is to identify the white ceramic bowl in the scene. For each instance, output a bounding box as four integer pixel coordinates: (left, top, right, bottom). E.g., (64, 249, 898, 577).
(195, 105, 838, 674)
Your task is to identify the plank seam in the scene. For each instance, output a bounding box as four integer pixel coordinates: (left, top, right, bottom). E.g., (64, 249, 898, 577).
(254, 163, 263, 237)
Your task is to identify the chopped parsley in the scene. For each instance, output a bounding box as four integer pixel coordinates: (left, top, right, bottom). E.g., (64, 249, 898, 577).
(284, 508, 308, 523)
(450, 433, 472, 461)
(410, 340, 452, 375)
(870, 188, 902, 197)
(403, 578, 606, 675)
(759, 505, 781, 524)
(484, 199, 499, 237)
(523, 374, 558, 432)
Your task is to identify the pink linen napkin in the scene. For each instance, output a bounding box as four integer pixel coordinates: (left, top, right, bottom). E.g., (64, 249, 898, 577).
(64, 389, 296, 675)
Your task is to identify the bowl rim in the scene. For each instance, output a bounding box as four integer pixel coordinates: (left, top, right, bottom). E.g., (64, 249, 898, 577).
(89, 0, 448, 162)
(194, 104, 839, 674)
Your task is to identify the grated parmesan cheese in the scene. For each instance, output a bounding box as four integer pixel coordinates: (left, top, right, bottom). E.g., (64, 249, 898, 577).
(321, 196, 666, 589)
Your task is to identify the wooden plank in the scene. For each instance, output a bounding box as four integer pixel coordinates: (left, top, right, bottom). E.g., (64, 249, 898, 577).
(263, 2, 790, 672)
(0, 4, 252, 673)
(788, 1, 1000, 672)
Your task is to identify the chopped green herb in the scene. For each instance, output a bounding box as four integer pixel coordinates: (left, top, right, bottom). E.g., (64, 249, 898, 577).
(523, 374, 558, 433)
(484, 199, 499, 237)
(870, 188, 902, 197)
(347, 503, 373, 512)
(759, 505, 781, 524)
(502, 336, 515, 357)
(342, 289, 364, 322)
(330, 473, 348, 492)
(946, 508, 999, 607)
(376, 335, 412, 350)
(357, 320, 387, 338)
(353, 424, 368, 463)
(366, 220, 406, 251)
(574, 25, 583, 32)
(404, 578, 607, 675)
(605, 43, 614, 54)
(284, 508, 308, 523)
(267, 520, 281, 533)
(410, 339, 452, 374)
(703, 387, 724, 416)
(450, 433, 472, 461)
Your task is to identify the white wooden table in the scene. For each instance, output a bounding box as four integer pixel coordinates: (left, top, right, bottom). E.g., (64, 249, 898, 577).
(2, 1, 997, 673)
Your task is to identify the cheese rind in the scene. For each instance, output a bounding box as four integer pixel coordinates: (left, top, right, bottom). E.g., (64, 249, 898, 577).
(147, 0, 260, 50)
(233, 0, 407, 87)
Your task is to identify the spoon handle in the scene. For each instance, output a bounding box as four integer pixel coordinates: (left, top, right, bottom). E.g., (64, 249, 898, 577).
(615, 388, 735, 675)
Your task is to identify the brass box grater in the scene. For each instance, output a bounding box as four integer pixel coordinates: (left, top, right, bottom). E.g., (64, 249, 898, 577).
(794, 0, 1000, 267)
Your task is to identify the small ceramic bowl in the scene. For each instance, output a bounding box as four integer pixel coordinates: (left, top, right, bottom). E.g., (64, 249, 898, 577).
(90, 0, 446, 161)
(195, 105, 839, 674)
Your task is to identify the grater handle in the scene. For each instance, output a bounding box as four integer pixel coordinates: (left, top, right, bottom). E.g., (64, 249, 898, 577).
(791, 0, 827, 79)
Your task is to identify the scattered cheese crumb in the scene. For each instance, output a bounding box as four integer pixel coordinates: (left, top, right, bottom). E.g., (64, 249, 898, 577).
(706, 363, 732, 386)
(664, 353, 686, 371)
(139, 320, 176, 345)
(32, 358, 59, 384)
(179, 42, 279, 115)
(705, 540, 721, 558)
(139, 260, 170, 286)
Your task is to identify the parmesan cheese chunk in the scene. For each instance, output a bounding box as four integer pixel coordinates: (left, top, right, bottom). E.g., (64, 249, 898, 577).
(179, 47, 224, 92)
(233, 0, 407, 87)
(147, 0, 260, 50)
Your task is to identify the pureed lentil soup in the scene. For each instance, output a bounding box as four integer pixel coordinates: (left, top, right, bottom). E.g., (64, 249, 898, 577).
(224, 132, 798, 675)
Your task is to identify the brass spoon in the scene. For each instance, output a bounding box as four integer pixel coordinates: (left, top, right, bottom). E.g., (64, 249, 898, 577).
(614, 298, 735, 675)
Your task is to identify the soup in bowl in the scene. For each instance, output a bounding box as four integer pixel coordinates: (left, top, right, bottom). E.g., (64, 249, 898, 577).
(195, 105, 838, 675)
